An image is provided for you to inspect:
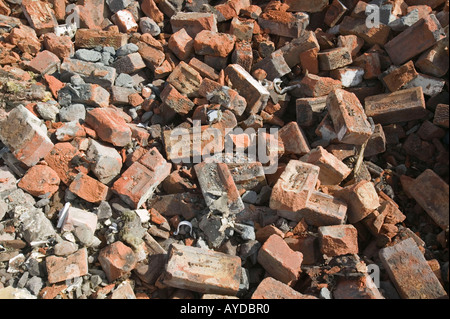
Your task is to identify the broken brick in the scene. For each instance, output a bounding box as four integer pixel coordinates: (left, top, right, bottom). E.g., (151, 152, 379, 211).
(379, 238, 447, 299)
(46, 248, 89, 284)
(18, 165, 60, 198)
(22, 0, 58, 36)
(270, 160, 320, 212)
(319, 224, 359, 257)
(69, 173, 110, 204)
(98, 241, 138, 282)
(257, 234, 303, 285)
(251, 277, 317, 299)
(327, 89, 372, 145)
(85, 108, 132, 147)
(163, 244, 241, 295)
(364, 87, 427, 125)
(168, 28, 194, 61)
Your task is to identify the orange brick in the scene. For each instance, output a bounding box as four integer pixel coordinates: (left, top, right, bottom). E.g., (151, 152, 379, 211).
(270, 160, 319, 212)
(194, 30, 236, 57)
(319, 224, 358, 257)
(98, 241, 137, 282)
(69, 173, 109, 204)
(162, 244, 241, 295)
(22, 0, 58, 35)
(85, 108, 132, 147)
(257, 234, 303, 285)
(379, 238, 447, 299)
(300, 73, 342, 97)
(364, 87, 427, 125)
(381, 61, 419, 92)
(44, 142, 87, 185)
(385, 14, 446, 65)
(46, 248, 89, 284)
(327, 89, 372, 145)
(168, 28, 194, 61)
(301, 146, 352, 185)
(251, 277, 317, 299)
(18, 165, 60, 198)
(278, 122, 311, 156)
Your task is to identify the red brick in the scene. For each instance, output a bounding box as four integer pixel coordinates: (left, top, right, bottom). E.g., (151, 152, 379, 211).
(194, 30, 236, 58)
(69, 173, 109, 204)
(325, 0, 348, 27)
(334, 275, 384, 299)
(433, 104, 449, 128)
(168, 28, 194, 61)
(279, 191, 347, 227)
(404, 0, 446, 9)
(231, 41, 253, 73)
(44, 142, 86, 185)
(110, 281, 136, 299)
(270, 160, 319, 212)
(112, 147, 171, 209)
(76, 0, 105, 29)
(22, 0, 58, 35)
(43, 33, 74, 60)
(278, 122, 311, 156)
(251, 277, 317, 299)
(6, 25, 41, 55)
(416, 41, 449, 77)
(111, 9, 138, 33)
(141, 0, 164, 23)
(385, 14, 446, 65)
(352, 52, 381, 80)
(44, 74, 65, 99)
(300, 73, 342, 97)
(258, 10, 309, 38)
(364, 87, 427, 125)
(364, 124, 386, 157)
(18, 165, 60, 198)
(339, 16, 391, 46)
(26, 50, 60, 75)
(255, 225, 285, 243)
(319, 224, 359, 257)
(230, 17, 254, 41)
(188, 57, 219, 81)
(285, 0, 328, 12)
(301, 146, 352, 185)
(162, 244, 241, 295)
(75, 28, 128, 50)
(166, 61, 203, 98)
(337, 34, 364, 58)
(381, 61, 419, 92)
(409, 169, 449, 231)
(327, 89, 372, 145)
(299, 48, 319, 74)
(195, 162, 245, 215)
(98, 241, 138, 282)
(85, 108, 132, 147)
(335, 180, 380, 223)
(38, 284, 67, 299)
(159, 84, 195, 123)
(170, 12, 218, 38)
(257, 234, 303, 285)
(46, 248, 89, 284)
(379, 238, 447, 299)
(0, 105, 54, 167)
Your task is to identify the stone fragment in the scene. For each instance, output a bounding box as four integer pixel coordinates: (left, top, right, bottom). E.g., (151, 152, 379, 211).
(86, 139, 123, 185)
(85, 108, 132, 147)
(195, 162, 245, 215)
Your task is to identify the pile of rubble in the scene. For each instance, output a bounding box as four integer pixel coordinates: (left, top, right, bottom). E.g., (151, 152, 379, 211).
(0, 0, 448, 299)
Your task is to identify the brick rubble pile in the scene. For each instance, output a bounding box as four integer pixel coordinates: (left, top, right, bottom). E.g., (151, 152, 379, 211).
(0, 0, 448, 299)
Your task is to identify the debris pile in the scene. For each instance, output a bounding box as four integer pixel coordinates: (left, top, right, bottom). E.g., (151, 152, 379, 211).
(0, 0, 448, 299)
